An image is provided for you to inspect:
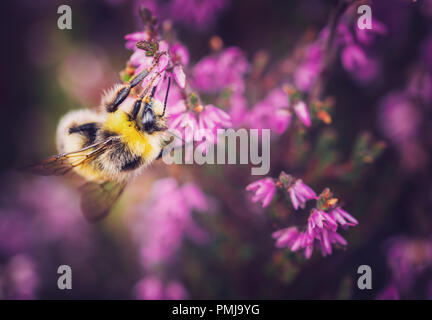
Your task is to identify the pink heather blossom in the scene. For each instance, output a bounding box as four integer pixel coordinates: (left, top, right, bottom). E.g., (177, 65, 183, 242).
(126, 37, 189, 89)
(307, 209, 338, 235)
(330, 207, 358, 229)
(248, 88, 291, 134)
(135, 276, 164, 300)
(319, 21, 353, 47)
(192, 47, 248, 94)
(386, 237, 432, 291)
(316, 229, 347, 257)
(165, 281, 188, 300)
(293, 100, 311, 127)
(228, 93, 248, 127)
(199, 104, 232, 130)
(294, 43, 322, 91)
(169, 102, 232, 152)
(0, 254, 39, 300)
(341, 45, 368, 71)
(294, 62, 320, 92)
(128, 178, 210, 268)
(355, 19, 387, 46)
(271, 227, 314, 259)
(170, 43, 190, 66)
(288, 179, 317, 210)
(246, 178, 276, 208)
(135, 276, 188, 300)
(378, 92, 420, 144)
(341, 45, 379, 82)
(157, 54, 170, 73)
(272, 224, 347, 259)
(272, 227, 300, 248)
(169, 103, 199, 142)
(136, 0, 228, 31)
(376, 285, 400, 300)
(173, 65, 186, 88)
(124, 31, 150, 50)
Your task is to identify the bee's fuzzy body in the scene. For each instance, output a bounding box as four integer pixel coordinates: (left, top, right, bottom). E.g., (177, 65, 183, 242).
(56, 89, 169, 184)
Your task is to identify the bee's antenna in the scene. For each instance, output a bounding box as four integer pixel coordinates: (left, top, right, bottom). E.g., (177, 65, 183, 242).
(162, 77, 171, 117)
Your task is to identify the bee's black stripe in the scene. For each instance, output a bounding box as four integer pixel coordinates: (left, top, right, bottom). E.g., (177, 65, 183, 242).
(69, 122, 99, 145)
(120, 157, 142, 171)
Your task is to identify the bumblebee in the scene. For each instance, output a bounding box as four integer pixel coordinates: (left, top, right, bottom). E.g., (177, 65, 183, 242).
(29, 70, 172, 222)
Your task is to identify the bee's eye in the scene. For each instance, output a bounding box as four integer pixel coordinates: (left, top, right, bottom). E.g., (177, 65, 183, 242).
(141, 105, 156, 132)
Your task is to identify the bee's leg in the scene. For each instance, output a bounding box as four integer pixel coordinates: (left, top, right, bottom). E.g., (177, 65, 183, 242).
(156, 149, 164, 160)
(106, 70, 149, 113)
(131, 85, 158, 120)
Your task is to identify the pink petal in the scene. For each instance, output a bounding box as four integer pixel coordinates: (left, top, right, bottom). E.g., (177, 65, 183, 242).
(173, 65, 186, 89)
(293, 101, 311, 127)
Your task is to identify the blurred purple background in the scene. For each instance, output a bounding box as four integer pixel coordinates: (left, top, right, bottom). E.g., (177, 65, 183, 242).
(1, 0, 432, 299)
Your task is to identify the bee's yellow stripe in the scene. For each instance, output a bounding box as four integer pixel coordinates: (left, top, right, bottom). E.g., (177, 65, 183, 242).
(103, 111, 153, 158)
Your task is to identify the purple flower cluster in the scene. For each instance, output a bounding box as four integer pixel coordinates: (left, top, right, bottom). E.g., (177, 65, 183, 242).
(294, 10, 387, 90)
(385, 237, 432, 292)
(0, 176, 93, 299)
(128, 178, 210, 268)
(125, 24, 235, 153)
(0, 254, 39, 300)
(135, 0, 228, 30)
(246, 88, 312, 135)
(125, 32, 187, 90)
(245, 178, 276, 208)
(135, 275, 188, 300)
(247, 173, 358, 259)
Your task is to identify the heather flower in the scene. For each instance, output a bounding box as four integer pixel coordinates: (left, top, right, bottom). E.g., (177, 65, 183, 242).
(0, 254, 39, 300)
(135, 276, 188, 300)
(128, 178, 209, 267)
(294, 43, 323, 91)
(273, 227, 314, 257)
(124, 31, 150, 50)
(315, 229, 347, 257)
(378, 92, 420, 144)
(341, 44, 368, 72)
(355, 19, 387, 45)
(386, 237, 432, 291)
(307, 209, 338, 236)
(169, 103, 199, 142)
(293, 100, 311, 127)
(272, 223, 347, 259)
(192, 47, 248, 94)
(168, 101, 232, 153)
(330, 207, 358, 229)
(134, 276, 164, 300)
(247, 88, 291, 134)
(246, 178, 276, 208)
(228, 93, 248, 127)
(341, 44, 378, 82)
(126, 32, 189, 89)
(294, 62, 320, 92)
(288, 179, 317, 210)
(170, 43, 189, 66)
(136, 0, 228, 31)
(198, 104, 232, 130)
(376, 285, 400, 300)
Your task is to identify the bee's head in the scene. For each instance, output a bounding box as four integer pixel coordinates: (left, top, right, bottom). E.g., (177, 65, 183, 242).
(141, 102, 156, 132)
(131, 79, 170, 134)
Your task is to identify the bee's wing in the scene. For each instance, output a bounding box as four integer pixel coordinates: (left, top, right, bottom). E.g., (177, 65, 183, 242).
(25, 137, 117, 177)
(79, 180, 126, 222)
